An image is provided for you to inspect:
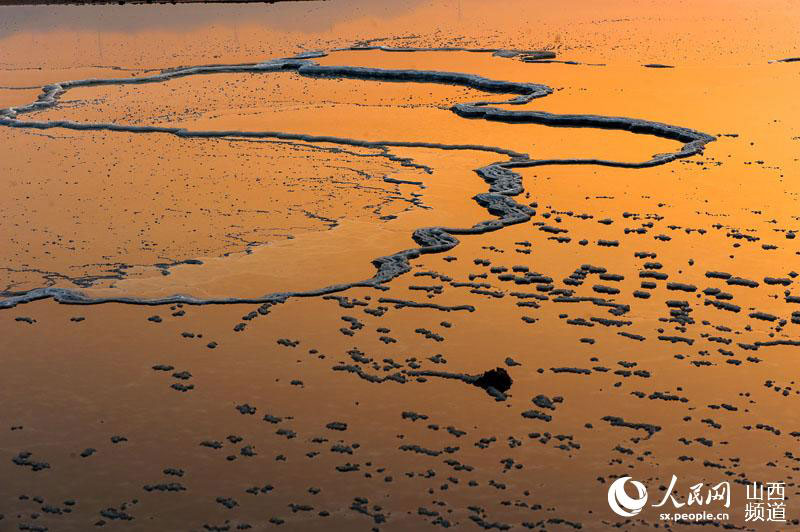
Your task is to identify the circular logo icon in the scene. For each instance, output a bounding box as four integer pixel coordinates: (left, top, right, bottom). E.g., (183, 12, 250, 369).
(608, 476, 648, 517)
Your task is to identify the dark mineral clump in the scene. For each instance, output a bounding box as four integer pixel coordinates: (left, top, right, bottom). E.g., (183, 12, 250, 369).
(472, 367, 513, 393)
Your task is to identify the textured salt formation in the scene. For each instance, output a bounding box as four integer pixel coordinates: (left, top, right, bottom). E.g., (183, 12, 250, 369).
(5, 7, 800, 531)
(335, 45, 557, 60)
(0, 47, 714, 309)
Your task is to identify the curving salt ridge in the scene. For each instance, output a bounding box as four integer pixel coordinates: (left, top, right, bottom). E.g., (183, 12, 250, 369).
(334, 45, 557, 60)
(0, 48, 715, 309)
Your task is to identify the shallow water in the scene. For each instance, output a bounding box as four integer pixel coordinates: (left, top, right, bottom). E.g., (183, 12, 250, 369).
(2, 1, 800, 530)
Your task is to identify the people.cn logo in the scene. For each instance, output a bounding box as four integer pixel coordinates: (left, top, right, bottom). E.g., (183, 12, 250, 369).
(607, 476, 649, 517)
